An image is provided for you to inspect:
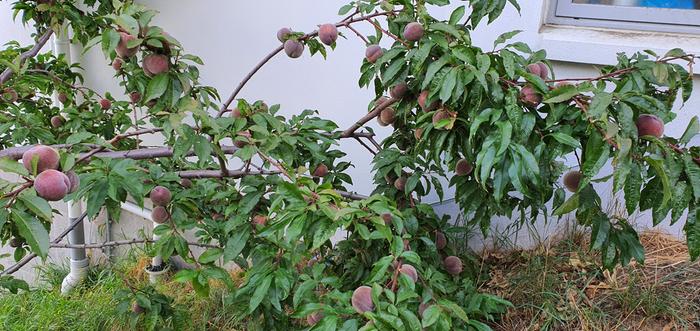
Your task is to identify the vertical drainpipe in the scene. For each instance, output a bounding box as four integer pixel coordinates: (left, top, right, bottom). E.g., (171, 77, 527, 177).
(54, 25, 89, 295)
(119, 202, 167, 284)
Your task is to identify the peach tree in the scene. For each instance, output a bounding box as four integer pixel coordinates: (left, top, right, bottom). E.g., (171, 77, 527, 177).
(0, 0, 698, 329)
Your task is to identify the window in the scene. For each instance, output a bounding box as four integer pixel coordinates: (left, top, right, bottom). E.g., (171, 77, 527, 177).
(548, 0, 700, 34)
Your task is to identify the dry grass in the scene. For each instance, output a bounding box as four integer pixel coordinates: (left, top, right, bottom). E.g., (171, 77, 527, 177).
(477, 230, 700, 331)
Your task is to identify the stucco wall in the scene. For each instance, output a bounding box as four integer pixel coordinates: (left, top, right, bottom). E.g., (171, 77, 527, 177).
(1, 1, 699, 282)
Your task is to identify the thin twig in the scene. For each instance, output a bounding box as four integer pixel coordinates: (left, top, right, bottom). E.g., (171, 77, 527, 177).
(0, 29, 54, 86)
(50, 238, 220, 249)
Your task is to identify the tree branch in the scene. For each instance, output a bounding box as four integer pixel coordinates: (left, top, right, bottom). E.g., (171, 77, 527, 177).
(0, 29, 54, 86)
(341, 98, 397, 138)
(50, 238, 220, 249)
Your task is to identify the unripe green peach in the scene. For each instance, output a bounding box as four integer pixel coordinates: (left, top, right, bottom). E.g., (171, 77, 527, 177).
(142, 54, 170, 76)
(563, 170, 582, 193)
(313, 163, 329, 177)
(112, 57, 123, 71)
(284, 40, 304, 58)
(455, 159, 473, 176)
(380, 108, 396, 126)
(390, 83, 409, 99)
(435, 231, 447, 250)
(34, 169, 70, 201)
(418, 90, 438, 111)
(50, 115, 65, 129)
(277, 27, 293, 42)
(351, 286, 374, 313)
(2, 88, 18, 103)
(636, 114, 664, 138)
(519, 85, 541, 108)
(150, 186, 171, 206)
(22, 145, 60, 174)
(116, 32, 138, 58)
(365, 45, 383, 63)
(403, 22, 424, 42)
(318, 24, 338, 46)
(99, 99, 111, 110)
(398, 264, 418, 282)
(394, 176, 407, 191)
(444, 256, 463, 275)
(151, 206, 170, 224)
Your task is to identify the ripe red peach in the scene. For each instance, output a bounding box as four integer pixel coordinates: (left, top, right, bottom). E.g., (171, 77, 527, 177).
(563, 170, 582, 193)
(129, 92, 141, 104)
(390, 83, 409, 99)
(116, 32, 138, 58)
(380, 108, 396, 125)
(414, 128, 424, 140)
(444, 256, 463, 275)
(313, 163, 329, 177)
(150, 186, 171, 206)
(277, 27, 293, 42)
(142, 54, 170, 76)
(284, 40, 304, 58)
(351, 286, 374, 313)
(527, 62, 549, 80)
(394, 176, 407, 191)
(50, 115, 65, 129)
(112, 57, 123, 71)
(234, 130, 251, 148)
(307, 311, 324, 326)
(22, 145, 60, 174)
(65, 170, 80, 193)
(132, 302, 144, 314)
(365, 45, 383, 63)
(318, 24, 338, 46)
(519, 85, 542, 108)
(34, 169, 70, 201)
(180, 178, 192, 188)
(418, 90, 438, 111)
(382, 213, 393, 225)
(99, 99, 111, 110)
(57, 92, 68, 104)
(398, 264, 418, 282)
(636, 114, 664, 138)
(230, 108, 242, 118)
(252, 214, 268, 228)
(9, 237, 22, 248)
(455, 159, 473, 176)
(435, 231, 447, 250)
(403, 22, 424, 42)
(151, 206, 170, 224)
(432, 110, 451, 127)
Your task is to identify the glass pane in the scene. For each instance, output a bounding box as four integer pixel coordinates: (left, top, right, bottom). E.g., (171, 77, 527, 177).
(573, 0, 700, 9)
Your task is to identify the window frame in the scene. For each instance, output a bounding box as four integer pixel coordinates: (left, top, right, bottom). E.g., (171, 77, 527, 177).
(547, 0, 700, 34)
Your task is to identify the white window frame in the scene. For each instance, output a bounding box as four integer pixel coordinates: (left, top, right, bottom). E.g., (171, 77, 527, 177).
(547, 0, 700, 34)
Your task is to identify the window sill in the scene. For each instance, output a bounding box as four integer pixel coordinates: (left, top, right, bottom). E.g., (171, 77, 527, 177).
(539, 24, 700, 71)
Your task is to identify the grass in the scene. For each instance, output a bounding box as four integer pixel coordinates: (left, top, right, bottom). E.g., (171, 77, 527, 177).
(477, 229, 700, 330)
(0, 252, 242, 331)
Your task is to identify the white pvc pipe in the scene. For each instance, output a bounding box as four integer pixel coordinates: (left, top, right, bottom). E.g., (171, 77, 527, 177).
(53, 25, 89, 295)
(121, 201, 164, 281)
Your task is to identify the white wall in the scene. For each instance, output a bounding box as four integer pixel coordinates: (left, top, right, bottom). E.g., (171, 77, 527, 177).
(1, 1, 699, 280)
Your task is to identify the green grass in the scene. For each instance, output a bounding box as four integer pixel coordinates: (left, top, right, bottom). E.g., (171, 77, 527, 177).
(0, 255, 242, 331)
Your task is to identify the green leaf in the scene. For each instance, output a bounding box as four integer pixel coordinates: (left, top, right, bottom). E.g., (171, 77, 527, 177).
(439, 67, 458, 102)
(449, 6, 466, 25)
(249, 274, 272, 312)
(12, 210, 49, 259)
(587, 92, 612, 120)
(144, 73, 169, 101)
(198, 248, 223, 264)
(0, 157, 28, 176)
(553, 194, 578, 216)
(438, 299, 469, 322)
(493, 30, 522, 48)
(422, 55, 450, 90)
(18, 194, 52, 222)
(550, 132, 581, 149)
(645, 156, 672, 210)
(680, 116, 699, 145)
(624, 162, 643, 214)
(223, 229, 249, 261)
(114, 14, 139, 36)
(543, 84, 578, 103)
(421, 305, 441, 327)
